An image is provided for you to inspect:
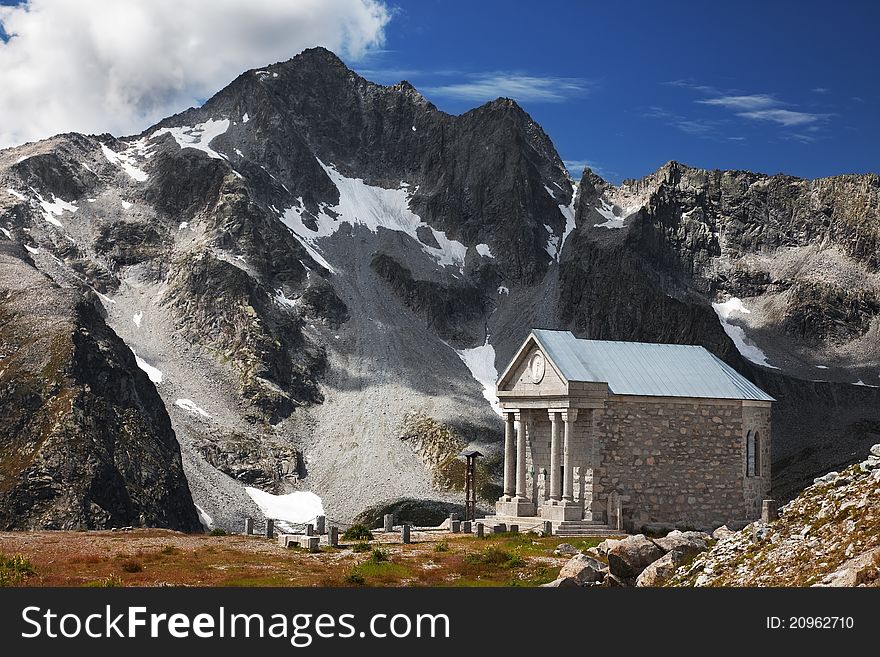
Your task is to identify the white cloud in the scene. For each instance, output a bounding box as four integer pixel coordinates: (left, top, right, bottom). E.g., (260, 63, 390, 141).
(697, 94, 778, 110)
(0, 0, 390, 148)
(423, 73, 592, 103)
(736, 109, 830, 126)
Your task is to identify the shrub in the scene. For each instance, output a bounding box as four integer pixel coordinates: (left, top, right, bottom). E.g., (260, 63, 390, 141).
(370, 547, 389, 563)
(434, 541, 449, 552)
(465, 547, 524, 569)
(85, 575, 123, 588)
(342, 525, 373, 541)
(120, 560, 143, 573)
(209, 528, 227, 537)
(343, 570, 365, 586)
(0, 554, 35, 587)
(351, 542, 371, 553)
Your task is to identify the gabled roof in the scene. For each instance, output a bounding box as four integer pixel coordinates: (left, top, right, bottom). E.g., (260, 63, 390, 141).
(508, 329, 774, 402)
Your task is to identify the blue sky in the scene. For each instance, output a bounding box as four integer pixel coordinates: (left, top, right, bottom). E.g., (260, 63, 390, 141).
(1, 0, 876, 183)
(347, 0, 878, 183)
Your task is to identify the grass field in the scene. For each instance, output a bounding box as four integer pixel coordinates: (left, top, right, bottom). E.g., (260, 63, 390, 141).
(0, 529, 609, 587)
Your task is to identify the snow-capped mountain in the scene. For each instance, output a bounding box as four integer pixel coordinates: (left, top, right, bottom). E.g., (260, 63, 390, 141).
(1, 48, 878, 529)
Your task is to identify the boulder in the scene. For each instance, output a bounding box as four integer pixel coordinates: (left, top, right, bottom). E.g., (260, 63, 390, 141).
(712, 525, 735, 541)
(870, 444, 880, 458)
(559, 554, 607, 584)
(540, 577, 580, 588)
(636, 550, 688, 587)
(607, 534, 665, 579)
(595, 538, 623, 556)
(553, 543, 578, 556)
(605, 573, 633, 587)
(652, 530, 709, 556)
(813, 471, 839, 485)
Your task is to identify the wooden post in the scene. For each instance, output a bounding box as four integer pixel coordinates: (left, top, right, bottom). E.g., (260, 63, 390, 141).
(384, 513, 395, 533)
(316, 516, 326, 534)
(401, 524, 411, 544)
(329, 526, 339, 547)
(265, 519, 274, 538)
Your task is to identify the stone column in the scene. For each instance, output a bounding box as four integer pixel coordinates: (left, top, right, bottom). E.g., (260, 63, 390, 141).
(548, 410, 562, 501)
(502, 411, 516, 499)
(514, 411, 528, 500)
(562, 409, 578, 502)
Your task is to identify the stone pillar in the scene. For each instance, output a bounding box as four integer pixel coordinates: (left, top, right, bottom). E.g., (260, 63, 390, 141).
(548, 410, 562, 501)
(562, 409, 578, 502)
(265, 519, 274, 538)
(762, 499, 778, 523)
(543, 520, 552, 536)
(329, 526, 339, 547)
(244, 518, 254, 535)
(401, 524, 411, 544)
(315, 516, 326, 534)
(383, 513, 394, 533)
(305, 523, 315, 536)
(475, 522, 484, 538)
(450, 520, 461, 533)
(515, 411, 528, 500)
(502, 412, 516, 498)
(462, 521, 471, 533)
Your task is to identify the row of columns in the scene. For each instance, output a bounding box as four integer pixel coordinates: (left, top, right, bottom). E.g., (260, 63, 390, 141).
(502, 408, 578, 503)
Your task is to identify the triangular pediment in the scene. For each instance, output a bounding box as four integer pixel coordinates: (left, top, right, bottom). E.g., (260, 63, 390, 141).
(497, 334, 567, 394)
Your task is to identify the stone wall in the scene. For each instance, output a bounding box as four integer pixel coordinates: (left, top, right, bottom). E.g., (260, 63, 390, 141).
(592, 396, 756, 530)
(742, 403, 772, 519)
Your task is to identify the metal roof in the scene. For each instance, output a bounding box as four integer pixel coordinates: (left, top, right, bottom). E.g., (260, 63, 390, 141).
(530, 329, 774, 402)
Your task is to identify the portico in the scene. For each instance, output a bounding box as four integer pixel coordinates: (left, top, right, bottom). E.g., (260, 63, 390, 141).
(490, 333, 609, 530)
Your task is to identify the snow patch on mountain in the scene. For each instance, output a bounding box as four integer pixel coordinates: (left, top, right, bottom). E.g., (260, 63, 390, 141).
(454, 338, 502, 415)
(5, 187, 26, 201)
(280, 160, 468, 272)
(594, 198, 627, 229)
(100, 143, 149, 182)
(132, 311, 142, 327)
(175, 398, 212, 418)
(195, 505, 213, 530)
(133, 352, 164, 384)
(712, 297, 779, 369)
(151, 118, 231, 161)
(37, 193, 77, 228)
(476, 243, 494, 258)
(245, 487, 324, 525)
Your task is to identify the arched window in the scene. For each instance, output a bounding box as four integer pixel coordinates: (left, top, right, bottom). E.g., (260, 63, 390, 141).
(746, 430, 759, 477)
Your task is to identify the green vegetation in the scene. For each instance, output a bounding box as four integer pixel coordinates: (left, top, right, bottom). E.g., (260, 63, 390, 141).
(0, 554, 35, 587)
(209, 528, 228, 537)
(342, 525, 373, 541)
(343, 569, 365, 586)
(434, 541, 449, 552)
(465, 547, 524, 569)
(370, 547, 389, 563)
(351, 542, 371, 553)
(84, 575, 123, 588)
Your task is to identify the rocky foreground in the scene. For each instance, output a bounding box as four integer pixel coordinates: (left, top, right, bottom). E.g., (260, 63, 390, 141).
(545, 444, 880, 587)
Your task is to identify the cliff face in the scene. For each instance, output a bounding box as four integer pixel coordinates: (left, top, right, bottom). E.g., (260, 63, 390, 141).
(0, 47, 877, 526)
(0, 245, 200, 531)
